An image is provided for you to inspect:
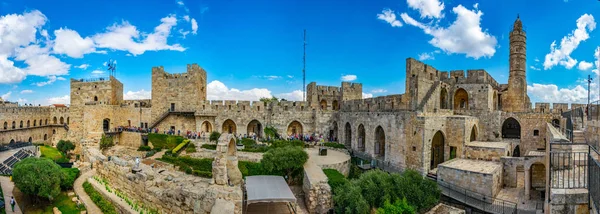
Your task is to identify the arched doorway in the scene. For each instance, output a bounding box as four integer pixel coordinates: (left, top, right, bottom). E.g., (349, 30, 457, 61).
(247, 120, 262, 138)
(103, 118, 110, 132)
(358, 124, 365, 152)
(374, 126, 385, 158)
(287, 121, 303, 136)
(3, 121, 7, 130)
(470, 125, 478, 142)
(344, 122, 351, 147)
(530, 162, 545, 189)
(552, 119, 560, 128)
(453, 88, 469, 109)
(201, 121, 213, 133)
(431, 131, 445, 170)
(320, 100, 327, 110)
(502, 117, 521, 139)
(44, 134, 47, 141)
(33, 120, 36, 127)
(332, 100, 339, 110)
(19, 121, 23, 128)
(222, 119, 237, 134)
(440, 88, 448, 109)
(28, 137, 32, 143)
(513, 145, 521, 157)
(60, 117, 64, 124)
(9, 139, 14, 144)
(94, 96, 98, 101)
(27, 120, 30, 128)
(330, 122, 338, 142)
(11, 121, 15, 129)
(53, 117, 57, 124)
(45, 119, 48, 125)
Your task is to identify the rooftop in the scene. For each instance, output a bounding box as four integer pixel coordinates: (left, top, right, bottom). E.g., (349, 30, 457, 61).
(439, 158, 502, 174)
(465, 141, 510, 149)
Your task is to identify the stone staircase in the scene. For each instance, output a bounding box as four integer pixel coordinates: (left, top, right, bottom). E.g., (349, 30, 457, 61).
(572, 130, 585, 144)
(149, 111, 171, 129)
(417, 81, 440, 111)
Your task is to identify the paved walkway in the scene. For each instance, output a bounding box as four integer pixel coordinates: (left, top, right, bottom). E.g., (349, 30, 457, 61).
(0, 176, 22, 214)
(73, 170, 101, 214)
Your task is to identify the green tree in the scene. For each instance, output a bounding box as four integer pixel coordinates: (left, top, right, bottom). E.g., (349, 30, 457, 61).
(209, 131, 221, 143)
(395, 170, 441, 212)
(333, 182, 369, 214)
(56, 140, 75, 155)
(261, 146, 308, 182)
(263, 126, 279, 139)
(376, 198, 416, 214)
(99, 134, 114, 150)
(12, 157, 65, 200)
(259, 96, 279, 104)
(354, 170, 395, 208)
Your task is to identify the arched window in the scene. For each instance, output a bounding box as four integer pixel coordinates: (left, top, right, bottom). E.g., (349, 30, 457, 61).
(453, 88, 469, 109)
(94, 96, 98, 102)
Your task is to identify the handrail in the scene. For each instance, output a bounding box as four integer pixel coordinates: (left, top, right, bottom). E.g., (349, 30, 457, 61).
(438, 180, 517, 214)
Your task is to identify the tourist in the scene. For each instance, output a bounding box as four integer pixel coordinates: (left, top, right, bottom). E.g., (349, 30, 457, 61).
(10, 196, 15, 212)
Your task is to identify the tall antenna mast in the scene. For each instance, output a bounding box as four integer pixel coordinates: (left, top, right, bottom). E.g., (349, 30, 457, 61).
(303, 29, 306, 102)
(588, 74, 593, 105)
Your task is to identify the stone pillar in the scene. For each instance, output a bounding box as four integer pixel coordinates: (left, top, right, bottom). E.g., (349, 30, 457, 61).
(524, 167, 530, 200)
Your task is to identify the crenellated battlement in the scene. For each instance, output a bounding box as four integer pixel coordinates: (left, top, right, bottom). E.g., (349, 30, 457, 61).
(531, 102, 586, 113)
(198, 100, 312, 112)
(342, 94, 408, 112)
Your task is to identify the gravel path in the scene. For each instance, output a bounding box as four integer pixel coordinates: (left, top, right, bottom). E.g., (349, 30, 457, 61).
(0, 176, 22, 214)
(73, 170, 102, 214)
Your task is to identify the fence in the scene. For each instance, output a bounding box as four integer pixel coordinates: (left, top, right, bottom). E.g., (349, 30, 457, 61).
(549, 143, 589, 189)
(351, 150, 405, 174)
(438, 180, 517, 214)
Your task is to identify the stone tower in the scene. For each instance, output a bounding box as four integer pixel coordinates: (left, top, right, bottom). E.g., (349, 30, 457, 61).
(503, 15, 530, 112)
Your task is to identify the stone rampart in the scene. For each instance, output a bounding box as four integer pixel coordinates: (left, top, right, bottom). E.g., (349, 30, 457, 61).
(302, 160, 333, 214)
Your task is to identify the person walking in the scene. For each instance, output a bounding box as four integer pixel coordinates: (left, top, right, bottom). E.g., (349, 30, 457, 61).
(10, 196, 15, 212)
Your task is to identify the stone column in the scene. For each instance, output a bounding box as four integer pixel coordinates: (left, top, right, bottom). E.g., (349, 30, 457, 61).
(524, 167, 530, 200)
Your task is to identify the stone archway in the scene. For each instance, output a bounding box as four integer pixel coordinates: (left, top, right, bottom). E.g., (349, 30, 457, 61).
(60, 117, 64, 124)
(470, 125, 478, 142)
(53, 117, 57, 124)
(19, 121, 23, 128)
(222, 119, 237, 134)
(344, 122, 352, 147)
(502, 117, 521, 139)
(103, 118, 110, 132)
(227, 137, 237, 157)
(374, 126, 385, 158)
(431, 131, 445, 170)
(530, 162, 545, 189)
(201, 121, 213, 133)
(33, 120, 36, 127)
(287, 121, 303, 136)
(9, 139, 14, 144)
(320, 100, 327, 110)
(28, 137, 32, 143)
(513, 145, 521, 157)
(332, 100, 339, 110)
(27, 120, 30, 128)
(3, 121, 6, 130)
(330, 121, 338, 142)
(454, 88, 469, 109)
(247, 120, 262, 138)
(440, 88, 448, 109)
(12, 121, 15, 129)
(358, 124, 366, 152)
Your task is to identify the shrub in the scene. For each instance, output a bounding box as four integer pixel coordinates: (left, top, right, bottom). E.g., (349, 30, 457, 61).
(261, 146, 308, 181)
(172, 139, 190, 154)
(148, 133, 184, 149)
(323, 142, 346, 149)
(56, 140, 75, 154)
(348, 163, 363, 179)
(270, 140, 304, 148)
(238, 161, 264, 177)
(264, 126, 279, 139)
(61, 168, 80, 190)
(100, 134, 114, 150)
(376, 198, 416, 214)
(240, 138, 256, 146)
(178, 156, 212, 172)
(145, 150, 157, 158)
(209, 131, 221, 143)
(395, 170, 441, 212)
(185, 143, 197, 153)
(201, 144, 217, 150)
(137, 145, 152, 151)
(241, 144, 270, 153)
(13, 157, 64, 199)
(333, 182, 369, 214)
(55, 156, 70, 163)
(323, 169, 348, 191)
(354, 170, 395, 208)
(192, 170, 212, 178)
(83, 181, 118, 214)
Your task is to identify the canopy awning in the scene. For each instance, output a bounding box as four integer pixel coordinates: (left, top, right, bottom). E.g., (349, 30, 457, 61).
(245, 175, 297, 205)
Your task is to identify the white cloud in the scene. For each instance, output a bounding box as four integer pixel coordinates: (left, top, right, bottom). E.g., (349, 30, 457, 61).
(17, 98, 27, 104)
(177, 0, 184, 6)
(287, 75, 294, 78)
(124, 89, 151, 99)
(362, 92, 373, 99)
(45, 95, 70, 105)
(535, 58, 540, 62)
(543, 14, 596, 70)
(341, 74, 357, 81)
(1, 91, 11, 100)
(371, 89, 388, 93)
(401, 5, 497, 59)
(0, 56, 26, 84)
(183, 15, 190, 22)
(418, 52, 434, 60)
(578, 61, 593, 70)
(20, 90, 33, 94)
(91, 70, 105, 74)
(528, 83, 588, 103)
(530, 66, 541, 71)
(406, 0, 445, 19)
(34, 75, 65, 87)
(262, 75, 281, 80)
(53, 28, 96, 58)
(277, 90, 304, 101)
(0, 10, 46, 55)
(207, 80, 273, 101)
(76, 64, 90, 70)
(93, 14, 185, 55)
(377, 9, 402, 27)
(191, 18, 198, 34)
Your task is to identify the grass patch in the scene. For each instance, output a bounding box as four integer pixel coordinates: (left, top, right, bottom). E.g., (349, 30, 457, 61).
(201, 144, 216, 150)
(323, 142, 346, 149)
(83, 181, 117, 214)
(40, 145, 64, 161)
(0, 183, 4, 214)
(148, 133, 184, 149)
(157, 156, 213, 178)
(24, 192, 86, 214)
(323, 169, 348, 190)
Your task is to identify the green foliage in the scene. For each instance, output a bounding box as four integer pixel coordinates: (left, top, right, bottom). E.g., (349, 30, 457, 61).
(55, 157, 70, 163)
(157, 155, 213, 177)
(201, 144, 217, 150)
(172, 139, 190, 154)
(83, 181, 118, 214)
(354, 170, 395, 208)
(263, 126, 279, 139)
(185, 143, 197, 153)
(60, 168, 80, 190)
(137, 145, 152, 151)
(395, 170, 441, 212)
(239, 138, 269, 153)
(323, 142, 346, 149)
(40, 145, 64, 161)
(261, 146, 308, 180)
(56, 140, 75, 154)
(333, 182, 370, 214)
(192, 170, 212, 178)
(270, 139, 305, 148)
(376, 198, 416, 214)
(13, 157, 64, 199)
(348, 163, 364, 179)
(148, 133, 184, 149)
(145, 150, 157, 158)
(209, 131, 221, 143)
(259, 96, 279, 104)
(238, 161, 265, 177)
(100, 134, 114, 150)
(323, 169, 348, 191)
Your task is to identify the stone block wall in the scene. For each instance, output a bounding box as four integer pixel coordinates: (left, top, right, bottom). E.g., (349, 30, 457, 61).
(464, 143, 510, 161)
(437, 159, 503, 197)
(116, 132, 142, 148)
(303, 161, 333, 214)
(151, 64, 207, 120)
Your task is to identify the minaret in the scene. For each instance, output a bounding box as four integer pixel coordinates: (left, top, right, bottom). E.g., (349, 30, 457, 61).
(504, 15, 528, 112)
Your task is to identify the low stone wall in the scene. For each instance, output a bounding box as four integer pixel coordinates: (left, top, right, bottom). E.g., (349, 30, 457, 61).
(189, 149, 263, 162)
(116, 132, 142, 148)
(95, 156, 243, 214)
(87, 177, 131, 214)
(464, 142, 509, 161)
(302, 160, 333, 214)
(317, 157, 350, 177)
(437, 159, 503, 197)
(549, 188, 588, 213)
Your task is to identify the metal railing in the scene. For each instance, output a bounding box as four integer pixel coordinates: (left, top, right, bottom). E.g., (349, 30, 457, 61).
(438, 180, 517, 214)
(589, 146, 600, 212)
(549, 143, 589, 189)
(351, 150, 405, 173)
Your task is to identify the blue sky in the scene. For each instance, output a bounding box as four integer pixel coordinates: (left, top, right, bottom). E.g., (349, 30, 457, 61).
(0, 0, 599, 105)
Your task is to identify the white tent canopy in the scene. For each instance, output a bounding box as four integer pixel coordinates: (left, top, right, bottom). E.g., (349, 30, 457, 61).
(245, 175, 297, 205)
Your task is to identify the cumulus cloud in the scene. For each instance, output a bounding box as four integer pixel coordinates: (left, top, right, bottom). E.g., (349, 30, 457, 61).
(277, 90, 304, 101)
(93, 14, 185, 55)
(76, 64, 90, 70)
(528, 83, 588, 103)
(400, 5, 497, 59)
(53, 28, 97, 58)
(418, 52, 434, 61)
(45, 95, 70, 105)
(1, 91, 12, 100)
(262, 75, 281, 80)
(341, 74, 357, 81)
(191, 18, 198, 34)
(20, 90, 33, 94)
(530, 66, 541, 71)
(124, 89, 151, 99)
(362, 92, 373, 99)
(91, 70, 104, 74)
(543, 14, 596, 70)
(377, 9, 402, 27)
(34, 75, 66, 87)
(578, 61, 593, 70)
(406, 0, 445, 19)
(207, 80, 273, 101)
(371, 89, 388, 93)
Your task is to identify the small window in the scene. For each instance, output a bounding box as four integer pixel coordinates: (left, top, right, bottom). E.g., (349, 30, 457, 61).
(412, 146, 416, 151)
(243, 106, 246, 111)
(450, 146, 457, 160)
(229, 105, 231, 110)
(257, 106, 260, 111)
(533, 130, 539, 136)
(284, 106, 288, 111)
